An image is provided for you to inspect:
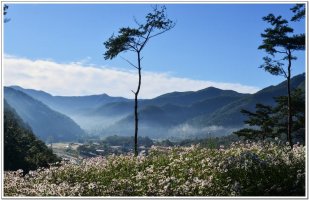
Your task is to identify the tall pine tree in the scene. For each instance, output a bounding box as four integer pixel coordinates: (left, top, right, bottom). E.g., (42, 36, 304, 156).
(104, 6, 175, 156)
(258, 6, 305, 146)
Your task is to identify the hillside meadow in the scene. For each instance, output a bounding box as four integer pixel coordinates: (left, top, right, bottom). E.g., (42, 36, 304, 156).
(4, 140, 305, 196)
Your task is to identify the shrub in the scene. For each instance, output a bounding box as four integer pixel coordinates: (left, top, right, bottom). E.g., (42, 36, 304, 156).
(4, 140, 305, 196)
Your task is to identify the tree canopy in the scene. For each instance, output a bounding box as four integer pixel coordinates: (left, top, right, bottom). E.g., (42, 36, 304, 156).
(233, 104, 276, 140)
(258, 14, 304, 77)
(104, 6, 175, 59)
(290, 4, 305, 22)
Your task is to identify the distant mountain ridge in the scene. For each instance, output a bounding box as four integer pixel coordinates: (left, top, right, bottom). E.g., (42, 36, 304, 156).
(148, 86, 249, 106)
(4, 87, 85, 142)
(192, 73, 306, 127)
(6, 73, 305, 140)
(10, 85, 130, 115)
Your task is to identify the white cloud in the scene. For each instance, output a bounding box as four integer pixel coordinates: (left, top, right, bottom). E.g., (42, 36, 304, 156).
(3, 56, 260, 99)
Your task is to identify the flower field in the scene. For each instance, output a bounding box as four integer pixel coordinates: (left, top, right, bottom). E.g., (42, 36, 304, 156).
(4, 141, 305, 196)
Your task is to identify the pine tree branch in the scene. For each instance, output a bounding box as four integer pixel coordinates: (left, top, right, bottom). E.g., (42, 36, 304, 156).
(120, 56, 138, 69)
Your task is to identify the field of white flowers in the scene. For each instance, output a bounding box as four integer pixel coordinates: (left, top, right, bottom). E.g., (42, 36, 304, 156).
(4, 140, 305, 196)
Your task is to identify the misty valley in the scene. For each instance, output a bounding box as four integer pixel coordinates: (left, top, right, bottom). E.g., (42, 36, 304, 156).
(3, 72, 306, 169)
(4, 73, 305, 143)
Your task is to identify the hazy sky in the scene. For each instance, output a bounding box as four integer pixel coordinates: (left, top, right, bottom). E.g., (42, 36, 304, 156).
(3, 3, 306, 98)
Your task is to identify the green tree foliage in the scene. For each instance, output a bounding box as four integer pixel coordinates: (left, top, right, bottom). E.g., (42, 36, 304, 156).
(233, 104, 276, 140)
(3, 4, 8, 15)
(3, 4, 10, 23)
(290, 4, 305, 22)
(273, 89, 305, 143)
(258, 5, 305, 145)
(104, 6, 175, 156)
(4, 100, 60, 173)
(234, 88, 305, 143)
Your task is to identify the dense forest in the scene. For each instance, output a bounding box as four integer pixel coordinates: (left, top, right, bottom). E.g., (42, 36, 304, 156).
(4, 100, 60, 173)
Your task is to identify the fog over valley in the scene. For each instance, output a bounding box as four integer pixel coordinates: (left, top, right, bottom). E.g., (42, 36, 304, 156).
(4, 73, 305, 141)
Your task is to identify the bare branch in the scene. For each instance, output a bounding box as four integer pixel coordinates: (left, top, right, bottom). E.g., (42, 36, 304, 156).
(139, 35, 147, 40)
(127, 44, 139, 52)
(136, 37, 143, 48)
(139, 26, 153, 51)
(120, 56, 138, 69)
(133, 16, 142, 27)
(131, 90, 136, 94)
(149, 30, 170, 39)
(281, 68, 288, 78)
(149, 25, 175, 39)
(127, 49, 137, 53)
(275, 50, 288, 54)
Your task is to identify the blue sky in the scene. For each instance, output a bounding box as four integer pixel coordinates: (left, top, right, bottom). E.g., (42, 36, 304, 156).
(3, 3, 306, 98)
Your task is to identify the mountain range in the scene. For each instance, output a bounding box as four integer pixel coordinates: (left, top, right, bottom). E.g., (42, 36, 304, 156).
(5, 73, 305, 141)
(4, 87, 85, 142)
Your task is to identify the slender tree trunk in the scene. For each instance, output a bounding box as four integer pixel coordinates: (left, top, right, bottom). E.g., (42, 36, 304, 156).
(134, 51, 142, 156)
(287, 49, 293, 147)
